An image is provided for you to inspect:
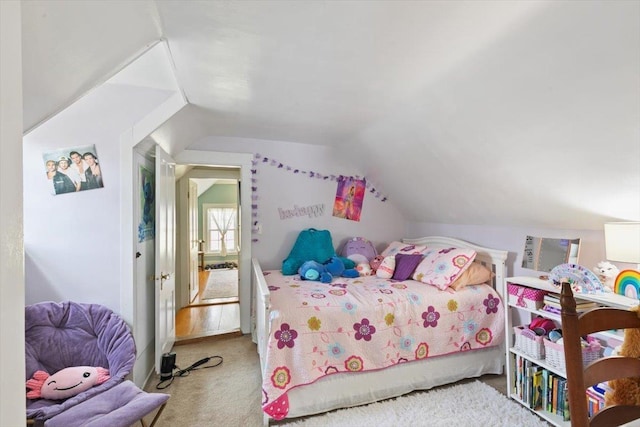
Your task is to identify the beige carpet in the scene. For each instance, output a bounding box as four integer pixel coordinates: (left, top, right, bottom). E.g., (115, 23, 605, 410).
(142, 334, 263, 426)
(202, 268, 238, 300)
(140, 334, 534, 427)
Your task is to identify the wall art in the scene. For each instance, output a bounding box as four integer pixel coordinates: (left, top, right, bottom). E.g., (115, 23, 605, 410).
(332, 177, 365, 221)
(278, 204, 325, 220)
(138, 165, 155, 242)
(42, 144, 104, 195)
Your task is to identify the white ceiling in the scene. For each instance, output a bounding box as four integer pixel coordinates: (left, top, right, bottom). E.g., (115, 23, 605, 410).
(21, 1, 640, 230)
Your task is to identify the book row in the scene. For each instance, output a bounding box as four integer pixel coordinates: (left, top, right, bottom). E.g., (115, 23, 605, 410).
(513, 355, 610, 420)
(514, 355, 569, 421)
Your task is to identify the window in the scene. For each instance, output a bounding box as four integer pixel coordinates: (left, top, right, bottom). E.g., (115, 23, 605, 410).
(203, 204, 238, 255)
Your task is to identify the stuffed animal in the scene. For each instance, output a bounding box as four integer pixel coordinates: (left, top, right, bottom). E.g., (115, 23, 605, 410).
(324, 256, 359, 279)
(26, 366, 110, 400)
(369, 255, 384, 274)
(299, 256, 359, 283)
(605, 305, 640, 407)
(593, 261, 620, 292)
(376, 255, 396, 279)
(299, 260, 333, 283)
(341, 237, 378, 265)
(356, 263, 372, 276)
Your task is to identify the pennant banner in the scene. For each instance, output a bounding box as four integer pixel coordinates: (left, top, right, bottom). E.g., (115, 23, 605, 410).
(251, 153, 388, 241)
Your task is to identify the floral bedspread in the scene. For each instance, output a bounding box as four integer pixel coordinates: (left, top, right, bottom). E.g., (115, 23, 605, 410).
(261, 270, 505, 420)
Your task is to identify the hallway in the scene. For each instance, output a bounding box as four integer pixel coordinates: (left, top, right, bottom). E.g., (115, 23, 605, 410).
(175, 270, 241, 343)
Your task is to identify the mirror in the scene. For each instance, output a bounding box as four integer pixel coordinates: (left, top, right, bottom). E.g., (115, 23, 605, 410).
(522, 236, 581, 272)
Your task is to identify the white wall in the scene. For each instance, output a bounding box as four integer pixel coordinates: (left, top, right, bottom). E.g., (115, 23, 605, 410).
(23, 83, 175, 310)
(22, 43, 185, 387)
(189, 137, 407, 270)
(405, 222, 635, 278)
(0, 1, 25, 425)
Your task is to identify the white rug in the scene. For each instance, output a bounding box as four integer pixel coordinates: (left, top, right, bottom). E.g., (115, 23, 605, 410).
(201, 268, 238, 300)
(280, 380, 549, 427)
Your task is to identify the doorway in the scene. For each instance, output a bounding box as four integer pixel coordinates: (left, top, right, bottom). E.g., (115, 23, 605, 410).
(175, 168, 241, 342)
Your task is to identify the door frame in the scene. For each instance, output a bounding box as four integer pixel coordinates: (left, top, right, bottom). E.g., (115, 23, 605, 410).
(174, 150, 252, 334)
(176, 168, 240, 309)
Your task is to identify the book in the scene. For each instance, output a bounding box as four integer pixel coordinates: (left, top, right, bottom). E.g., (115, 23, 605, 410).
(557, 378, 565, 416)
(543, 294, 597, 309)
(541, 369, 549, 411)
(586, 387, 605, 417)
(562, 379, 570, 421)
(515, 355, 522, 398)
(545, 372, 553, 412)
(552, 375, 559, 414)
(532, 369, 543, 410)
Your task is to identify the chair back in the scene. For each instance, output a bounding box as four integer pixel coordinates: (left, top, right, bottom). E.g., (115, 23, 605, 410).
(560, 281, 640, 427)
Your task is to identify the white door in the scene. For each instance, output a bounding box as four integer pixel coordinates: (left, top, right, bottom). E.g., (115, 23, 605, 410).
(188, 179, 199, 303)
(155, 145, 176, 373)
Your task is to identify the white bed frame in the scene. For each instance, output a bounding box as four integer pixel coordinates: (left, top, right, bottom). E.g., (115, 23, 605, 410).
(251, 236, 508, 425)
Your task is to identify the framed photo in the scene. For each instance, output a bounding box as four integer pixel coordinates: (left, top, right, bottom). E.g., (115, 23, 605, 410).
(42, 144, 103, 195)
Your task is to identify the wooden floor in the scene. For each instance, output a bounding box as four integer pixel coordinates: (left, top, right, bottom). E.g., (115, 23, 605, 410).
(175, 270, 241, 343)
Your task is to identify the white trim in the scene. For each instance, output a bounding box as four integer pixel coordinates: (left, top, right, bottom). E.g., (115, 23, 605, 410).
(174, 150, 252, 334)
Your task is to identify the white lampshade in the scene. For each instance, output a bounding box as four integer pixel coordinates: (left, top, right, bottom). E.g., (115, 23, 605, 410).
(604, 222, 640, 263)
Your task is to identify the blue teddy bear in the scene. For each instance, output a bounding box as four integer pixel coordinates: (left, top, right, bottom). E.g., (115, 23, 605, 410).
(298, 256, 359, 283)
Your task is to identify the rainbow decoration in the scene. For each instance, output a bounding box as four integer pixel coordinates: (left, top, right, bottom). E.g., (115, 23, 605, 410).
(614, 270, 640, 299)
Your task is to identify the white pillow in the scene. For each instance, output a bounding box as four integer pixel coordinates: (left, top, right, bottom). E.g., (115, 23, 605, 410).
(376, 255, 396, 279)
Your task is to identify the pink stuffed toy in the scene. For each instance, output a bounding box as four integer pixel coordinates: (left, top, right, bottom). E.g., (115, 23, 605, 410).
(369, 255, 384, 274)
(26, 366, 110, 400)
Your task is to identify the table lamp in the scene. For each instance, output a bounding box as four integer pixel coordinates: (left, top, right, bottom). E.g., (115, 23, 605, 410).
(605, 222, 640, 297)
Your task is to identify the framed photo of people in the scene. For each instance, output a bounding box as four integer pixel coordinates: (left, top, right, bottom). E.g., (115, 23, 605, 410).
(42, 144, 104, 195)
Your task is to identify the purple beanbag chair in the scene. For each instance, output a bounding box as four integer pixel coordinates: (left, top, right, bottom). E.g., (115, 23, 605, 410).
(25, 301, 136, 423)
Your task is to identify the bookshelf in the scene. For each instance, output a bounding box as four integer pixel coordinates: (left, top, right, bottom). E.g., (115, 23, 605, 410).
(504, 276, 636, 426)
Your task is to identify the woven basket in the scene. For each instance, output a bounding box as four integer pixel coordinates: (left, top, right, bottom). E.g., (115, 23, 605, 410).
(543, 338, 602, 372)
(513, 326, 545, 360)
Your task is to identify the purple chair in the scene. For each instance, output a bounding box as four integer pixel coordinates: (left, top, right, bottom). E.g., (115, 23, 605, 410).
(26, 301, 168, 427)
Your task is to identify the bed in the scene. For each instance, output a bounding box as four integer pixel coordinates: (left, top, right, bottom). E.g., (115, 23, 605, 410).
(251, 236, 508, 425)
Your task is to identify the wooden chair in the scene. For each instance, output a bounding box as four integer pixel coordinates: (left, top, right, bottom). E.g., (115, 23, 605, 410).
(561, 281, 640, 427)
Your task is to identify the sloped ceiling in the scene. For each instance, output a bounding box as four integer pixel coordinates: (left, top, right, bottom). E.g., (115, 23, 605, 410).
(21, 1, 640, 230)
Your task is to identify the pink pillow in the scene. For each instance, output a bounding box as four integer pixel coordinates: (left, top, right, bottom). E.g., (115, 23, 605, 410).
(381, 241, 427, 257)
(392, 253, 424, 280)
(412, 247, 477, 290)
(449, 263, 494, 291)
